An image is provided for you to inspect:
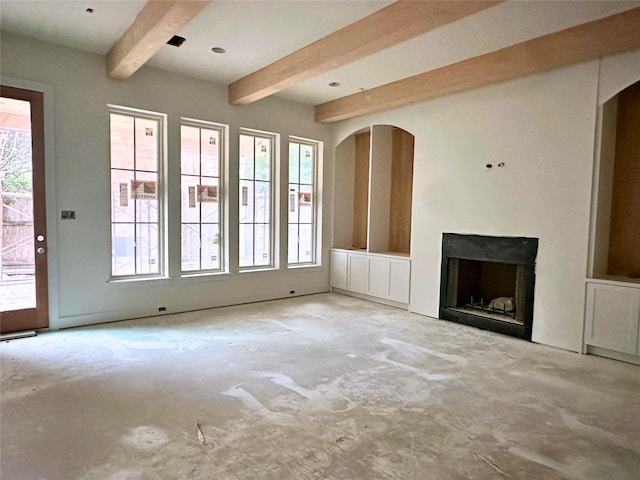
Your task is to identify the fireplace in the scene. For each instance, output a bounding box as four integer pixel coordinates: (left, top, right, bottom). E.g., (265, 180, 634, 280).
(439, 233, 538, 340)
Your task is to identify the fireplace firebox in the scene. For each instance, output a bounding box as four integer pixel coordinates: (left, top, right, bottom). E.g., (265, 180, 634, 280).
(439, 233, 538, 340)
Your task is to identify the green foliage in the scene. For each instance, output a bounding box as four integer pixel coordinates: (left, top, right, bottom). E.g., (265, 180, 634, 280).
(2, 170, 32, 193)
(1, 129, 32, 193)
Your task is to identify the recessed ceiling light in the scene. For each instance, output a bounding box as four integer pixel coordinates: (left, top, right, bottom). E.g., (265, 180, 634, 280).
(85, 7, 94, 13)
(211, 47, 226, 54)
(329, 82, 340, 87)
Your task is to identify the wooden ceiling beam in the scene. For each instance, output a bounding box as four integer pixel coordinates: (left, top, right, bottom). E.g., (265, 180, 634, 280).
(315, 7, 640, 123)
(228, 0, 503, 106)
(107, 0, 211, 80)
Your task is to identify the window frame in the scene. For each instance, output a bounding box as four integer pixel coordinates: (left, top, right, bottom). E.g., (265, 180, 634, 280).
(287, 137, 320, 267)
(179, 118, 227, 275)
(238, 128, 278, 270)
(108, 105, 167, 281)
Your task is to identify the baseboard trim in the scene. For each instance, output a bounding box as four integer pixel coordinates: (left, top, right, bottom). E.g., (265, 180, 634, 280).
(586, 345, 640, 365)
(331, 288, 408, 309)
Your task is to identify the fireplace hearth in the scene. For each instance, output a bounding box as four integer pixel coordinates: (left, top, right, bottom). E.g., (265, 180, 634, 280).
(439, 233, 538, 340)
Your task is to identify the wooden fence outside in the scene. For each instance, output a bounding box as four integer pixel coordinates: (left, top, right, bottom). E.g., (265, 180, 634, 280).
(1, 192, 34, 272)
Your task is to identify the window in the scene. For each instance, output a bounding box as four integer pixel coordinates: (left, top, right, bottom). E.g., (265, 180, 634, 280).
(288, 139, 318, 265)
(181, 120, 225, 273)
(239, 131, 276, 268)
(109, 107, 165, 278)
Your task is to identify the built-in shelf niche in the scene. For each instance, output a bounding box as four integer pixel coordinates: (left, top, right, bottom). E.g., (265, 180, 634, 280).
(591, 80, 640, 281)
(334, 125, 414, 255)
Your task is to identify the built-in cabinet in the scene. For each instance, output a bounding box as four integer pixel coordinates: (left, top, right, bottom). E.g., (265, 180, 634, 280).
(586, 80, 640, 364)
(584, 280, 640, 364)
(591, 81, 640, 279)
(332, 125, 414, 308)
(330, 249, 411, 306)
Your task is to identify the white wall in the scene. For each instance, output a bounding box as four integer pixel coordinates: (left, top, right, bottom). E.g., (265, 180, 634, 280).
(1, 33, 333, 329)
(332, 61, 604, 352)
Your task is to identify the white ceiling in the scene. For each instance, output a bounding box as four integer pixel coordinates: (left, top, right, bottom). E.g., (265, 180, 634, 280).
(2, 0, 639, 106)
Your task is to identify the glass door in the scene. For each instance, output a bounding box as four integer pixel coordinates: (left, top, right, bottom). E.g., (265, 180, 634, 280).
(0, 85, 48, 333)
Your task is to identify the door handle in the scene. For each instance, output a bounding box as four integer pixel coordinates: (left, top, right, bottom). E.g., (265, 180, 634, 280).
(37, 247, 46, 254)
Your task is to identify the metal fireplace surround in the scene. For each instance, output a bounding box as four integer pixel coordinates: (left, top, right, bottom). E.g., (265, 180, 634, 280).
(439, 233, 538, 340)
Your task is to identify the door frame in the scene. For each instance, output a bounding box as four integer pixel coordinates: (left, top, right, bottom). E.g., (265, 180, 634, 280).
(0, 84, 49, 332)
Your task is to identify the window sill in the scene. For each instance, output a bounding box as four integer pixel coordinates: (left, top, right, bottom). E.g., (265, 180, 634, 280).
(238, 266, 279, 275)
(179, 271, 231, 282)
(107, 276, 171, 286)
(287, 263, 323, 272)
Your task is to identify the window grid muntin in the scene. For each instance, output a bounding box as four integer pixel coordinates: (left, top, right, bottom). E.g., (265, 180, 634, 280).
(288, 140, 317, 265)
(239, 132, 274, 268)
(109, 109, 164, 279)
(180, 121, 224, 273)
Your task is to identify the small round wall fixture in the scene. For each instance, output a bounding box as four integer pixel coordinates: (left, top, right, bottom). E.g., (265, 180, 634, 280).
(211, 47, 226, 54)
(329, 82, 341, 87)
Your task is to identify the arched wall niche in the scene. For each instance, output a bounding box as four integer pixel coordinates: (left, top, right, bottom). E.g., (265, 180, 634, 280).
(334, 123, 416, 148)
(584, 54, 640, 363)
(590, 77, 640, 280)
(598, 49, 640, 106)
(333, 124, 415, 255)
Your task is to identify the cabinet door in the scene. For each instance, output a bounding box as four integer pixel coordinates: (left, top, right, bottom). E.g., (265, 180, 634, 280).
(367, 257, 389, 298)
(348, 254, 368, 294)
(388, 259, 411, 304)
(585, 283, 640, 354)
(330, 250, 348, 290)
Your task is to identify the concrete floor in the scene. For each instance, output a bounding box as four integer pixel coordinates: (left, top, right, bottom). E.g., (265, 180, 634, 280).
(1, 293, 639, 480)
(0, 276, 35, 311)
